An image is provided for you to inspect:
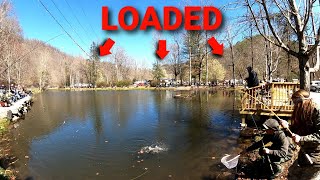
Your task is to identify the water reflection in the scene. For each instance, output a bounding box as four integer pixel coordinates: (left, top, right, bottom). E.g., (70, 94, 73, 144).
(10, 90, 241, 179)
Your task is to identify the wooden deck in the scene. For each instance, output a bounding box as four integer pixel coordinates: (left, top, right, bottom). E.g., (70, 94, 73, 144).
(239, 82, 300, 126)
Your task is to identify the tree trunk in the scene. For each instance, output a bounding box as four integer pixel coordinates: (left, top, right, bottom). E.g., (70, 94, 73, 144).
(180, 67, 183, 86)
(174, 70, 177, 82)
(299, 55, 310, 91)
(198, 42, 202, 85)
(7, 62, 11, 91)
(250, 24, 254, 68)
(230, 43, 235, 86)
(265, 37, 272, 82)
(205, 31, 208, 86)
(39, 74, 42, 91)
(287, 52, 291, 81)
(18, 60, 21, 85)
(69, 74, 72, 87)
(198, 62, 202, 84)
(188, 36, 192, 86)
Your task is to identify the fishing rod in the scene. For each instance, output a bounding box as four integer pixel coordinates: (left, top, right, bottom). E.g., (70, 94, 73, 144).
(221, 87, 294, 174)
(220, 111, 275, 175)
(222, 88, 289, 173)
(242, 89, 316, 165)
(248, 112, 274, 175)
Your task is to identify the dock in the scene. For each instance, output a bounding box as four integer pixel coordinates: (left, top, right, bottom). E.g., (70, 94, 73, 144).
(239, 82, 300, 126)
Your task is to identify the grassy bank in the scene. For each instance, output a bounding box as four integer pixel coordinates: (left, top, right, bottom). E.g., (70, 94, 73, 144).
(0, 119, 9, 134)
(0, 118, 16, 179)
(30, 88, 42, 95)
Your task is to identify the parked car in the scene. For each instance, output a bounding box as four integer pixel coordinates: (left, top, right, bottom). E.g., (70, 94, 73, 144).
(311, 81, 320, 92)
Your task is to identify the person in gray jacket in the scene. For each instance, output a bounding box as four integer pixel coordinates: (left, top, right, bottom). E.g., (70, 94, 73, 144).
(281, 89, 320, 179)
(243, 118, 292, 178)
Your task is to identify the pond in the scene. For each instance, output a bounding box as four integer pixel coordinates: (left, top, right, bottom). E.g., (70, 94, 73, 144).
(9, 90, 242, 179)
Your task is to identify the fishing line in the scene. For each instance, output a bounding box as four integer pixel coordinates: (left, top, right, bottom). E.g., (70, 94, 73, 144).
(239, 87, 277, 174)
(248, 113, 274, 174)
(130, 170, 148, 180)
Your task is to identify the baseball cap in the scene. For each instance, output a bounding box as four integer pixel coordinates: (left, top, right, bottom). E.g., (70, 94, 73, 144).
(262, 119, 280, 131)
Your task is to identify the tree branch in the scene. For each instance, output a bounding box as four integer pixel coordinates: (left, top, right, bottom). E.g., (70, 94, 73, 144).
(302, 0, 312, 32)
(288, 0, 303, 33)
(260, 0, 299, 57)
(273, 0, 297, 34)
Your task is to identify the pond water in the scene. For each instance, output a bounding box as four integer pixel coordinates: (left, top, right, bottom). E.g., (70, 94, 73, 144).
(9, 90, 242, 179)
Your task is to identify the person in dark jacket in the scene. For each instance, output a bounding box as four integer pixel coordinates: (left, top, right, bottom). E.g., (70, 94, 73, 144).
(281, 89, 320, 179)
(243, 119, 292, 177)
(245, 66, 259, 88)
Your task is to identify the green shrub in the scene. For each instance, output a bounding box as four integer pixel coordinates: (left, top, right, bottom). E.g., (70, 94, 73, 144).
(0, 119, 9, 134)
(150, 80, 159, 87)
(96, 81, 109, 88)
(115, 80, 132, 87)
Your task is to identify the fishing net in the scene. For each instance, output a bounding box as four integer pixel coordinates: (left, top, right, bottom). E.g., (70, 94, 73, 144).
(221, 154, 240, 169)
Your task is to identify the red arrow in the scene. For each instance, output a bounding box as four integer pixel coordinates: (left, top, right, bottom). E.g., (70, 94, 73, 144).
(100, 38, 115, 56)
(208, 37, 223, 56)
(156, 40, 169, 60)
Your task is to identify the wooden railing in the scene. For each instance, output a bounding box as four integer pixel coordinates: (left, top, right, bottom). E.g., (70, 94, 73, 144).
(241, 82, 300, 113)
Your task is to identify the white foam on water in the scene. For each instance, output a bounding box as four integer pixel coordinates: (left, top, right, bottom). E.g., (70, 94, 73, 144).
(139, 144, 168, 154)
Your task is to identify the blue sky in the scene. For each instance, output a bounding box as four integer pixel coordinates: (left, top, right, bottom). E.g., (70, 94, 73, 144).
(12, 0, 238, 67)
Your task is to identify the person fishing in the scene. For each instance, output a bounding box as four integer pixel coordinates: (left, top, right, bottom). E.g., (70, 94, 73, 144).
(280, 89, 320, 179)
(245, 66, 259, 88)
(242, 119, 293, 178)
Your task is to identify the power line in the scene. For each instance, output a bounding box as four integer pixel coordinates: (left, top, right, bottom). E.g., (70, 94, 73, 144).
(63, 0, 94, 43)
(38, 0, 90, 57)
(79, 2, 99, 41)
(49, 0, 87, 47)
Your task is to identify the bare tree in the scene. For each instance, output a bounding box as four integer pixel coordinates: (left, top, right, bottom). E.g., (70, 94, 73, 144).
(0, 0, 22, 90)
(110, 47, 130, 82)
(226, 28, 236, 85)
(168, 34, 182, 82)
(245, 0, 320, 90)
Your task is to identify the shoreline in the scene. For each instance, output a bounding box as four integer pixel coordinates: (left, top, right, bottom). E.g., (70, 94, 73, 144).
(0, 118, 18, 179)
(0, 95, 34, 179)
(47, 85, 241, 92)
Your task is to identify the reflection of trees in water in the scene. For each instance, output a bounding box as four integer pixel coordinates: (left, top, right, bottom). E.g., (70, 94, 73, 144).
(16, 91, 90, 139)
(93, 92, 103, 140)
(152, 91, 172, 142)
(222, 89, 235, 97)
(114, 91, 137, 127)
(90, 91, 136, 141)
(183, 90, 213, 152)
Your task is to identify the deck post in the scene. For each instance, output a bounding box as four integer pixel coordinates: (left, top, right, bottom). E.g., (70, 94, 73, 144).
(271, 83, 274, 111)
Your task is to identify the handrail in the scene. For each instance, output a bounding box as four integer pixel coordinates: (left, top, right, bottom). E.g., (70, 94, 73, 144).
(240, 90, 294, 136)
(241, 82, 299, 113)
